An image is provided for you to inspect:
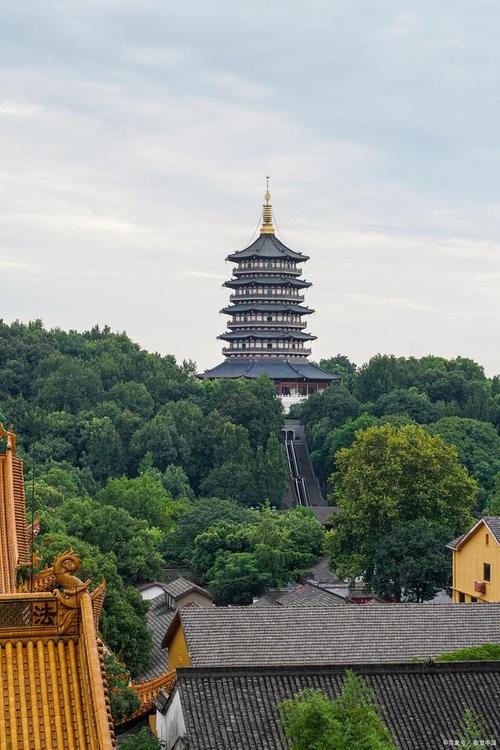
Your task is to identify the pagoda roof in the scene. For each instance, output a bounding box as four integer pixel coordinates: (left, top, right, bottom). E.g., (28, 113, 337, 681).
(227, 233, 308, 262)
(200, 358, 340, 382)
(219, 331, 316, 341)
(221, 303, 314, 315)
(0, 583, 115, 748)
(0, 427, 34, 593)
(224, 276, 311, 289)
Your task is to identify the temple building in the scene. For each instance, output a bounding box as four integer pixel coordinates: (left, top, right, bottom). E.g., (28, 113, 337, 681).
(200, 182, 339, 409)
(0, 419, 116, 748)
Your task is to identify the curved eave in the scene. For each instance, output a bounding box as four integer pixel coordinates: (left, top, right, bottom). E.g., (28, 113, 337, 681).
(226, 233, 309, 262)
(220, 304, 314, 315)
(199, 358, 341, 382)
(218, 331, 316, 341)
(224, 276, 311, 289)
(220, 302, 314, 315)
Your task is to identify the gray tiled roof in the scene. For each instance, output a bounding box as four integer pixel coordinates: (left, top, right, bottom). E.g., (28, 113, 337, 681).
(140, 593, 175, 681)
(174, 662, 500, 750)
(484, 516, 500, 542)
(305, 557, 340, 585)
(200, 357, 340, 382)
(163, 577, 212, 601)
(171, 604, 500, 667)
(253, 583, 345, 608)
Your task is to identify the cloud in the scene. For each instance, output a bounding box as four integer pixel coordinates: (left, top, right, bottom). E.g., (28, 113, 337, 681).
(0, 1, 499, 375)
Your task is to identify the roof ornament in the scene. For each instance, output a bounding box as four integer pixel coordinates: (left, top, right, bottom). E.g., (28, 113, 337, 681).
(260, 175, 275, 235)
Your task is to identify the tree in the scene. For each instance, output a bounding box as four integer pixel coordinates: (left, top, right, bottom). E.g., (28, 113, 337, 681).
(54, 498, 164, 583)
(457, 708, 489, 749)
(326, 424, 477, 578)
(427, 417, 500, 509)
(119, 729, 165, 749)
(104, 652, 140, 724)
(319, 355, 357, 391)
(81, 416, 125, 483)
(97, 472, 178, 531)
(371, 520, 451, 601)
(436, 644, 500, 662)
(279, 672, 397, 750)
(162, 497, 255, 566)
(207, 551, 272, 605)
(298, 385, 360, 432)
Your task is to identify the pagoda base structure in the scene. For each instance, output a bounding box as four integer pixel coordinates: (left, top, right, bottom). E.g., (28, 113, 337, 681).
(200, 357, 339, 411)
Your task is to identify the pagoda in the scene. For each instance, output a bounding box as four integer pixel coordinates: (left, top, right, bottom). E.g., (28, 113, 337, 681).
(201, 181, 339, 408)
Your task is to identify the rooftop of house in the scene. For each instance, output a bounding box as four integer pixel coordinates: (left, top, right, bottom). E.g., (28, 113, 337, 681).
(253, 581, 346, 608)
(163, 576, 213, 602)
(163, 603, 500, 667)
(141, 592, 177, 681)
(448, 516, 500, 550)
(168, 662, 500, 750)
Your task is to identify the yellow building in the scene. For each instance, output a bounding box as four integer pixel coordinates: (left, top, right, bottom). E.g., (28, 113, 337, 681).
(448, 517, 500, 603)
(0, 420, 116, 748)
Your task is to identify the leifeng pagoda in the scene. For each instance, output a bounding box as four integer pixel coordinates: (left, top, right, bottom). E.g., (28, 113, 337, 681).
(201, 181, 339, 408)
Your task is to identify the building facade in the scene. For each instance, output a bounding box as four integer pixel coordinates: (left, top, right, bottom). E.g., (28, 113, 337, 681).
(448, 517, 500, 603)
(200, 183, 339, 409)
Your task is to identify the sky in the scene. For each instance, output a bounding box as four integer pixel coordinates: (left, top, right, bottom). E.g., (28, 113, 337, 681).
(1, 1, 499, 375)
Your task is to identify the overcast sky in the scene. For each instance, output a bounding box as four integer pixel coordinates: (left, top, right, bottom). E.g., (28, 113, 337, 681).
(1, 1, 499, 375)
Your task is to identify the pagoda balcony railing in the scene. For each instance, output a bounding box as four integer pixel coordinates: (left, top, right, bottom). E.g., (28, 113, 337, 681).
(227, 321, 306, 329)
(222, 347, 312, 357)
(233, 267, 302, 277)
(229, 293, 305, 303)
(235, 262, 302, 274)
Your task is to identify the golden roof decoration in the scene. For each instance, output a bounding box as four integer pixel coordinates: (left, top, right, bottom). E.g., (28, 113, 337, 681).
(260, 175, 275, 235)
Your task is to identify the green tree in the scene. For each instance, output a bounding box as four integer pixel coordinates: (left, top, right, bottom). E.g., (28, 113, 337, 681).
(436, 644, 500, 662)
(97, 472, 177, 531)
(104, 652, 140, 724)
(371, 520, 451, 601)
(81, 416, 125, 483)
(279, 672, 397, 750)
(207, 551, 272, 605)
(162, 497, 255, 566)
(119, 729, 165, 749)
(326, 424, 477, 578)
(427, 417, 500, 509)
(457, 708, 489, 749)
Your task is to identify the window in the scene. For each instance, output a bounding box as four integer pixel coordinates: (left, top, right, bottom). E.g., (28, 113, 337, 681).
(267, 316, 272, 322)
(471, 597, 478, 603)
(486, 533, 490, 546)
(458, 592, 465, 603)
(484, 563, 491, 582)
(267, 343, 273, 349)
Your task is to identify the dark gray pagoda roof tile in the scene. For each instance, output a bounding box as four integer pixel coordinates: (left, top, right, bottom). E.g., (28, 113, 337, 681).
(174, 662, 500, 750)
(227, 233, 308, 262)
(200, 358, 340, 381)
(218, 330, 316, 341)
(221, 303, 314, 315)
(166, 603, 500, 667)
(224, 275, 311, 288)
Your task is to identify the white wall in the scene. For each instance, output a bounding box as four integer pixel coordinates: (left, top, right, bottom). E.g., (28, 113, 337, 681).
(157, 690, 186, 750)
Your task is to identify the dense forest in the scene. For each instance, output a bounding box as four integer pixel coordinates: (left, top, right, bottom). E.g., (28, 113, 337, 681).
(1, 321, 499, 674)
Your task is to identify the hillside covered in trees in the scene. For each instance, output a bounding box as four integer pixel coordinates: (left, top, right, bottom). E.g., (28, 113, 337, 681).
(1, 321, 499, 672)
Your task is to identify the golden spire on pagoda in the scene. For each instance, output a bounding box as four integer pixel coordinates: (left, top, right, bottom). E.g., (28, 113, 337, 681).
(260, 175, 275, 234)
